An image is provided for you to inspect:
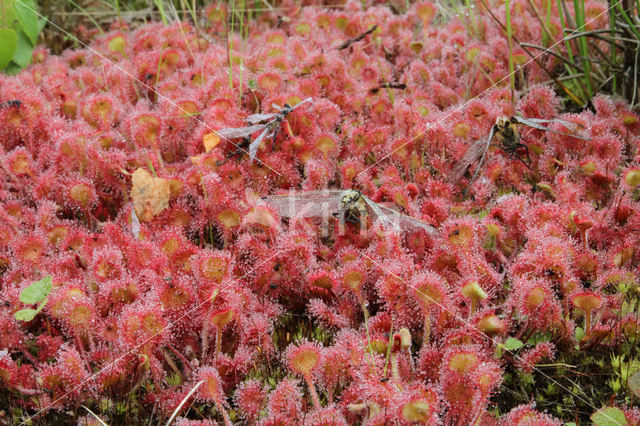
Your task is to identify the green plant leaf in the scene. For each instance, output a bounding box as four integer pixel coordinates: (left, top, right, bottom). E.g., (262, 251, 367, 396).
(0, 28, 18, 70)
(590, 406, 628, 426)
(629, 371, 640, 399)
(19, 275, 52, 304)
(12, 30, 33, 68)
(502, 337, 524, 351)
(4, 61, 22, 75)
(34, 299, 48, 314)
(13, 0, 39, 45)
(14, 308, 37, 322)
(575, 326, 584, 342)
(0, 0, 19, 29)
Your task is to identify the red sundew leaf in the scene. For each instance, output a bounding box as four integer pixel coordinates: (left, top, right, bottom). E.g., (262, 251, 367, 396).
(210, 309, 234, 329)
(287, 342, 322, 377)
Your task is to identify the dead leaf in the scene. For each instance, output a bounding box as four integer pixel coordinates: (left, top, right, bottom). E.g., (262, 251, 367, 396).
(190, 155, 203, 166)
(131, 168, 170, 222)
(203, 132, 221, 152)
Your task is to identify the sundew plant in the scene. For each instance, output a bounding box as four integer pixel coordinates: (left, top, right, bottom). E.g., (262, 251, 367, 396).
(0, 0, 639, 425)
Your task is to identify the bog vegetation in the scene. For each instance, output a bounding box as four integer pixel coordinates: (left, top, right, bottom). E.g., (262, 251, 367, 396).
(0, 0, 639, 425)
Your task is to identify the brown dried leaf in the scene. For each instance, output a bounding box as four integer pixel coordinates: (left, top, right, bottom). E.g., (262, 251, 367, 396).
(131, 168, 170, 222)
(203, 132, 221, 153)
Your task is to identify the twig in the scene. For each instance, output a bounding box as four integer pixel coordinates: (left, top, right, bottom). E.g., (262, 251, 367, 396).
(336, 25, 378, 50)
(165, 380, 205, 426)
(82, 405, 108, 425)
(369, 82, 407, 94)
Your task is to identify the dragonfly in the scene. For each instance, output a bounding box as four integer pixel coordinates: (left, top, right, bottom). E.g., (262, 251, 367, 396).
(216, 98, 313, 163)
(448, 115, 590, 197)
(261, 189, 438, 235)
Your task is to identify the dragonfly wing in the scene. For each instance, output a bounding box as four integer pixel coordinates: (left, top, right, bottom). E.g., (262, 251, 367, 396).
(262, 190, 344, 218)
(361, 195, 401, 232)
(245, 113, 277, 125)
(366, 199, 438, 235)
(217, 124, 267, 140)
(514, 116, 590, 140)
(249, 127, 271, 162)
(448, 129, 494, 184)
(274, 98, 313, 113)
(461, 126, 496, 197)
(291, 97, 313, 110)
(131, 205, 140, 239)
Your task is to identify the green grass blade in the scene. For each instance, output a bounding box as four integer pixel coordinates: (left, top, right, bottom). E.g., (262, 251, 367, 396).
(465, 0, 478, 38)
(556, 0, 587, 101)
(228, 0, 235, 89)
(66, 0, 105, 35)
(505, 0, 515, 97)
(615, 2, 640, 39)
(238, 0, 245, 103)
(609, 0, 618, 92)
(574, 0, 593, 98)
(545, 0, 551, 46)
(153, 0, 168, 25)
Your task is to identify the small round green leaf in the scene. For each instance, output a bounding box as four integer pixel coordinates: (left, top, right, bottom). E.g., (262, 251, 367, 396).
(13, 0, 39, 45)
(0, 28, 18, 70)
(502, 337, 524, 351)
(19, 275, 53, 304)
(14, 308, 37, 322)
(591, 406, 628, 426)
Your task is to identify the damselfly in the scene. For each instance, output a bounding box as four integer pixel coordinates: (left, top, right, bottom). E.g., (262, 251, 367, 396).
(217, 98, 312, 163)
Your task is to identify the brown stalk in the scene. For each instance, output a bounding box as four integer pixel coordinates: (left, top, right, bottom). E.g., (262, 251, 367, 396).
(336, 25, 379, 50)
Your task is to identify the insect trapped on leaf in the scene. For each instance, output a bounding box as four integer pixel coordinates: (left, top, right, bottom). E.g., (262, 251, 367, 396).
(448, 115, 591, 197)
(262, 189, 438, 236)
(216, 98, 313, 163)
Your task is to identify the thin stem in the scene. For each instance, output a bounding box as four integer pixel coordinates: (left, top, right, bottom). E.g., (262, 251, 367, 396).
(423, 314, 431, 346)
(584, 310, 592, 334)
(201, 317, 209, 361)
(215, 398, 233, 426)
(610, 1, 619, 92)
(574, 0, 593, 98)
(391, 353, 400, 382)
(505, 0, 515, 98)
(304, 375, 321, 410)
(362, 301, 377, 371)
